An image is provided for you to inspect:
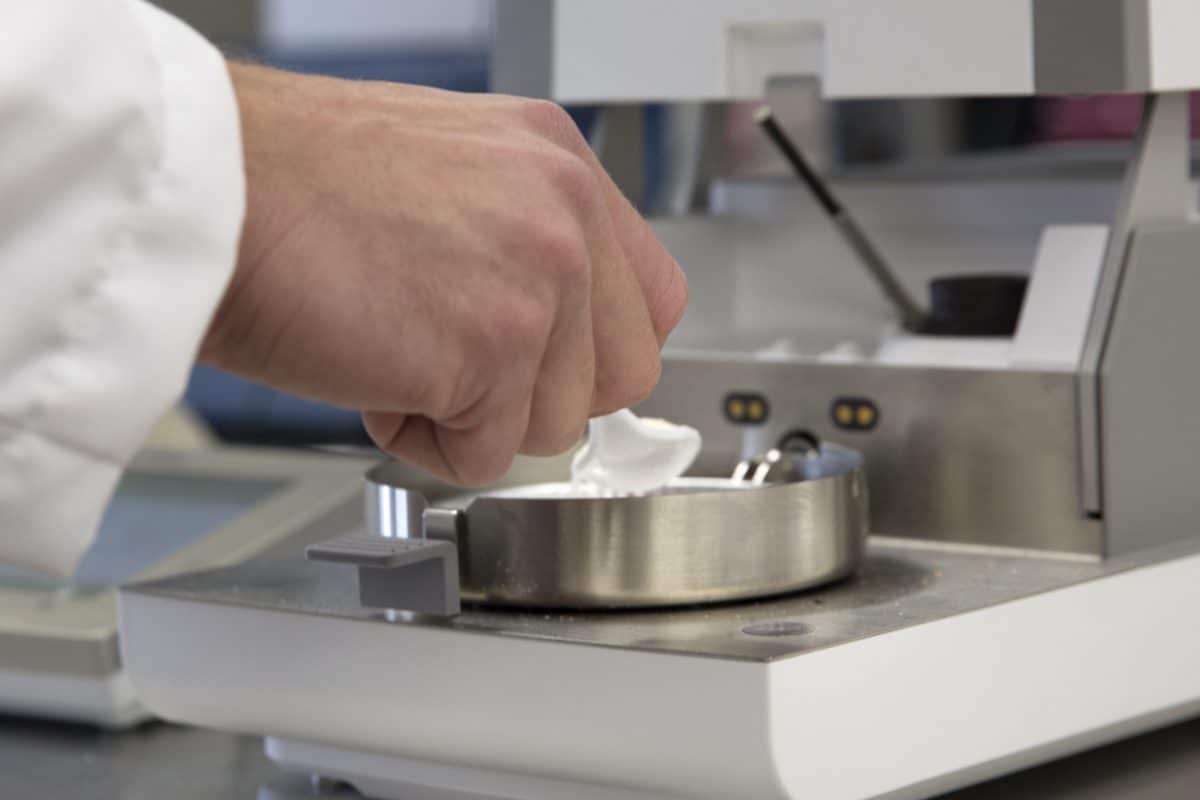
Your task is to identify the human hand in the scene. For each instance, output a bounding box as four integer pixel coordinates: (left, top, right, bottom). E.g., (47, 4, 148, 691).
(201, 64, 687, 485)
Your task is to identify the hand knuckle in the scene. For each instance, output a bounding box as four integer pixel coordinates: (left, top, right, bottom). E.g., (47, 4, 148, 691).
(494, 297, 552, 355)
(527, 220, 590, 291)
(521, 99, 583, 146)
(543, 150, 600, 214)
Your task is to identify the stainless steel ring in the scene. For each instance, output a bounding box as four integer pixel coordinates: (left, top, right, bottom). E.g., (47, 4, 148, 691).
(364, 445, 868, 609)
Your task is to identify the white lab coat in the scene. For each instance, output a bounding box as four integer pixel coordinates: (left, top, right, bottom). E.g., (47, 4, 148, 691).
(0, 1, 244, 576)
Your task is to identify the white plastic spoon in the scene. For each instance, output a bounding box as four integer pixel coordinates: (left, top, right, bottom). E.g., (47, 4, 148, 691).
(570, 409, 701, 495)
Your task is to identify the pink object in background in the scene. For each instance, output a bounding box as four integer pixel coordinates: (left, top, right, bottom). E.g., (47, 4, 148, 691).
(1037, 94, 1200, 141)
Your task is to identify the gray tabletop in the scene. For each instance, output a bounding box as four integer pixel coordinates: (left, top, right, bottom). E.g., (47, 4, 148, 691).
(5, 713, 1200, 800)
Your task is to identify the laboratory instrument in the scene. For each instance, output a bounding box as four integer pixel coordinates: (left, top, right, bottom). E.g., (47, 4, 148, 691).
(117, 1, 1200, 797)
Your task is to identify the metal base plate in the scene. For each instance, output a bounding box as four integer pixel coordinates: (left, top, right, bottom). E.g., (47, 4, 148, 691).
(119, 534, 1200, 799)
(121, 534, 1198, 664)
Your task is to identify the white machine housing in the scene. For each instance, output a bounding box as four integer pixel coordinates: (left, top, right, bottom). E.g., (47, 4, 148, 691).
(493, 0, 1200, 102)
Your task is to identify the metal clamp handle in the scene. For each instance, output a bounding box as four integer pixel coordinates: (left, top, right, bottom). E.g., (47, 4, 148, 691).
(307, 534, 461, 616)
(733, 430, 824, 485)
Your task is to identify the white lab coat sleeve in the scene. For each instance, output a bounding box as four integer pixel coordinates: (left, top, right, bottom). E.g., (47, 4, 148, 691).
(0, 1, 245, 576)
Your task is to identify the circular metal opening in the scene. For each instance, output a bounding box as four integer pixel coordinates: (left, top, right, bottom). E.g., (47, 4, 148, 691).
(742, 619, 813, 637)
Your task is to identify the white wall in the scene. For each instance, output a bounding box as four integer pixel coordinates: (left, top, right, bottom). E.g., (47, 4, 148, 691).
(1148, 0, 1200, 90)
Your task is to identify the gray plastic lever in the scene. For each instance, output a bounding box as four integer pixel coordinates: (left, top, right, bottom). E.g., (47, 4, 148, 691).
(306, 535, 461, 616)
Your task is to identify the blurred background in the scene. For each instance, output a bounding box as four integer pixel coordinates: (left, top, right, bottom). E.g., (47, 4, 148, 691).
(154, 0, 1200, 451)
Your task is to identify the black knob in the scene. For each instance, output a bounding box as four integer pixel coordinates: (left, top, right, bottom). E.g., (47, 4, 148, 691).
(920, 274, 1028, 337)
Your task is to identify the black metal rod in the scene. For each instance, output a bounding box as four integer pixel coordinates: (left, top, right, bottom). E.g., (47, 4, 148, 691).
(755, 106, 929, 332)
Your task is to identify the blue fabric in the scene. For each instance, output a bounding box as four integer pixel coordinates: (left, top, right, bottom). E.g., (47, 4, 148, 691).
(260, 48, 490, 92)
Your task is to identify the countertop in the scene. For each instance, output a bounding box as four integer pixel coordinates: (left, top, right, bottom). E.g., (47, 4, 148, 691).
(5, 713, 1200, 800)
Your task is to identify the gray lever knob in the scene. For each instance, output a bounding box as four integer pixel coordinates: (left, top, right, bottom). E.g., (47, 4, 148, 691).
(307, 534, 461, 616)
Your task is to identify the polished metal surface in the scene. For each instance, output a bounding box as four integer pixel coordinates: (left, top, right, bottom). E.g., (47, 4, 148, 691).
(122, 536, 1200, 664)
(645, 174, 1200, 557)
(731, 430, 822, 485)
(8, 712, 1200, 800)
(363, 446, 867, 609)
(639, 356, 1104, 554)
